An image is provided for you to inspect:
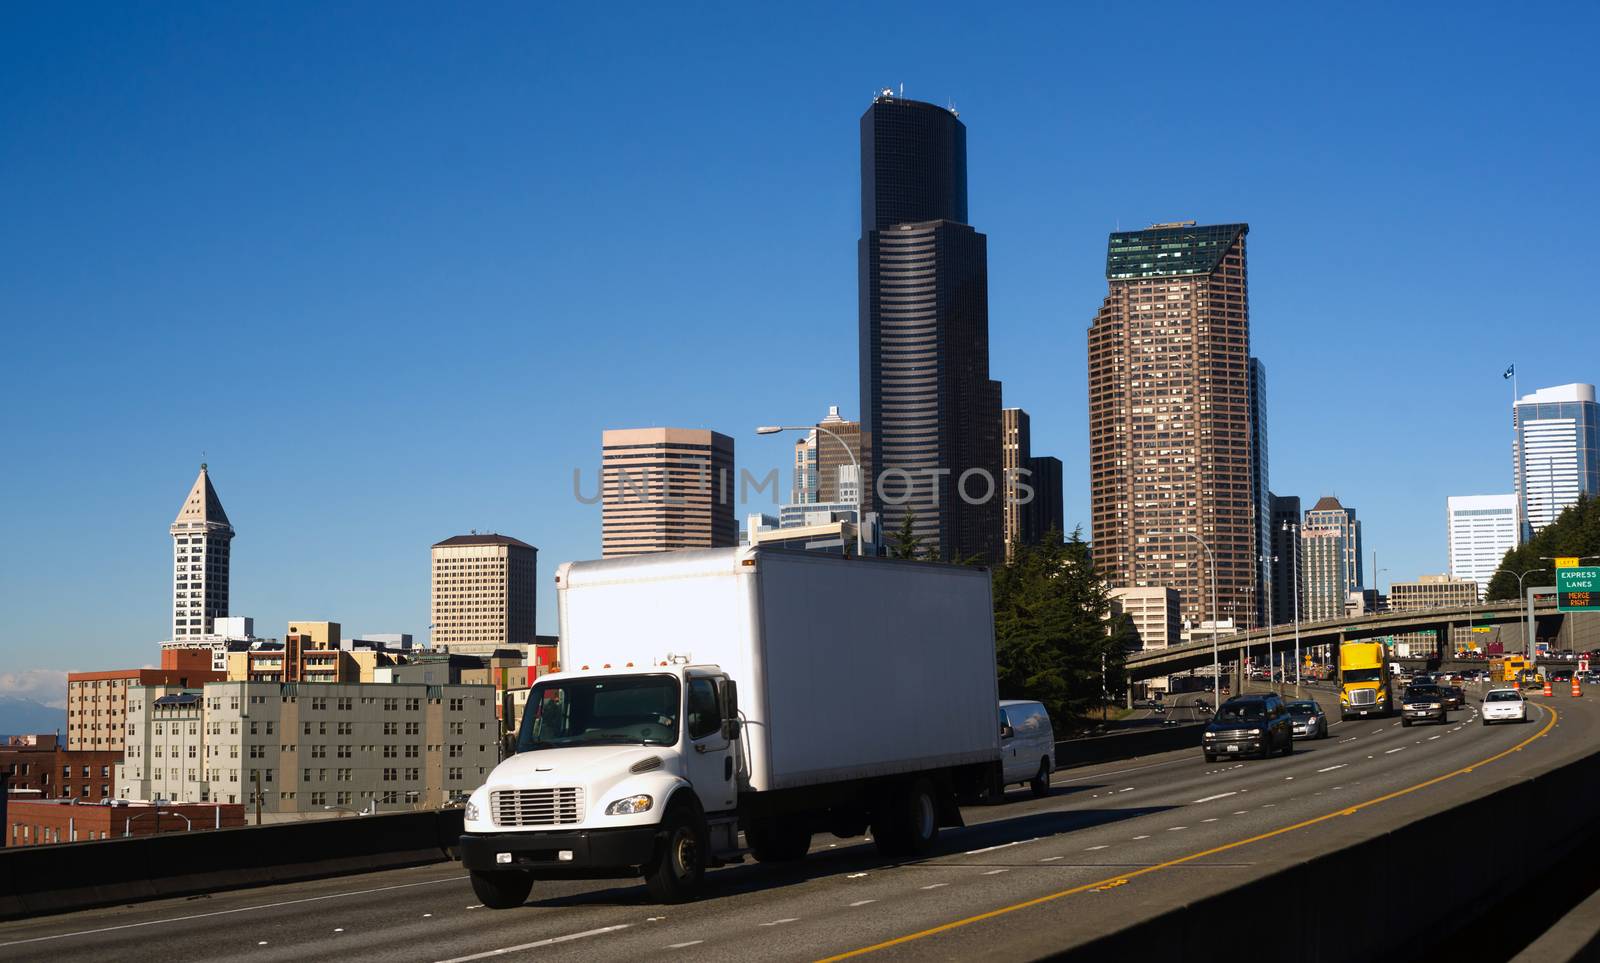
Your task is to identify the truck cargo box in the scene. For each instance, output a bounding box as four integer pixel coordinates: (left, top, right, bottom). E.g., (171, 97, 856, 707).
(556, 546, 1001, 792)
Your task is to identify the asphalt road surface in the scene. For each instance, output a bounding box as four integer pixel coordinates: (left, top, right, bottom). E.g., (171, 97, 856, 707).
(3, 687, 1590, 962)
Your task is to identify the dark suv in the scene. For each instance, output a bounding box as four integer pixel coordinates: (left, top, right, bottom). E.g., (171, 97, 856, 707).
(1401, 684, 1449, 726)
(1202, 694, 1294, 761)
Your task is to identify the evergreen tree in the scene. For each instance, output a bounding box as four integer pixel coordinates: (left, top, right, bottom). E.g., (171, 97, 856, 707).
(1487, 495, 1600, 600)
(992, 527, 1135, 728)
(888, 509, 925, 560)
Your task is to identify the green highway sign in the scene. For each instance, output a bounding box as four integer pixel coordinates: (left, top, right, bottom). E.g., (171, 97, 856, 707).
(1557, 567, 1600, 612)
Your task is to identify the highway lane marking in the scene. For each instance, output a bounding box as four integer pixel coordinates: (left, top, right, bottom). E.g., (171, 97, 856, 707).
(965, 838, 1038, 856)
(817, 703, 1561, 962)
(760, 918, 800, 926)
(1201, 818, 1218, 823)
(1166, 827, 1187, 832)
(432, 924, 632, 962)
(1190, 791, 1237, 803)
(1429, 736, 1441, 741)
(1385, 747, 1406, 754)
(0, 875, 469, 949)
(1117, 787, 1134, 793)
(668, 941, 705, 949)
(1082, 847, 1106, 852)
(851, 900, 878, 907)
(1317, 764, 1346, 773)
(1231, 810, 1248, 815)
(920, 883, 949, 890)
(1131, 835, 1150, 840)
(982, 870, 1009, 876)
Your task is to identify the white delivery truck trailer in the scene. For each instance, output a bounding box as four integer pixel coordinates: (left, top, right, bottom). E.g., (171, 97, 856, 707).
(459, 545, 1001, 906)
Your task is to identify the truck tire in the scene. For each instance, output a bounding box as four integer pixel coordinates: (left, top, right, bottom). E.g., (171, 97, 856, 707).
(745, 820, 812, 862)
(643, 804, 707, 903)
(469, 869, 533, 909)
(873, 778, 940, 858)
(1029, 758, 1051, 798)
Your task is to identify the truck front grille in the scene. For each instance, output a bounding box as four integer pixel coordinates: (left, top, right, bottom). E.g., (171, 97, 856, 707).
(1350, 689, 1377, 706)
(491, 787, 584, 827)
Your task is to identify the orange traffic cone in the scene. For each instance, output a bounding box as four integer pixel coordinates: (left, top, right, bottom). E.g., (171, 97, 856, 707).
(1543, 679, 1554, 697)
(1513, 680, 1520, 691)
(1573, 678, 1582, 697)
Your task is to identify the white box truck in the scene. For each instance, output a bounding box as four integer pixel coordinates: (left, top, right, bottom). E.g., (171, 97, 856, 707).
(458, 546, 1002, 906)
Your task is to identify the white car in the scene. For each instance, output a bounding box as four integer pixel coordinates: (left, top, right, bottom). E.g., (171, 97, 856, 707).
(1481, 688, 1528, 725)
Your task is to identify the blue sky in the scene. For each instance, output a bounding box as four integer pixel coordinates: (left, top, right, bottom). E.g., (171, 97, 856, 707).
(3, 2, 1597, 696)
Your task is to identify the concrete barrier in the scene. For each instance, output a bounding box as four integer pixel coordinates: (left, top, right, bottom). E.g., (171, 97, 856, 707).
(1050, 747, 1600, 961)
(0, 808, 465, 921)
(1054, 724, 1203, 770)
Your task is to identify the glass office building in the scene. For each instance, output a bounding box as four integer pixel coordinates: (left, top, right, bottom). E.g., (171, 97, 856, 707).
(1513, 384, 1599, 537)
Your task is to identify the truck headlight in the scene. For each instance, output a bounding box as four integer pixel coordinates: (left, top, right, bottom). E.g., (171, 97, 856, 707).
(605, 794, 653, 816)
(1245, 729, 1261, 736)
(465, 800, 479, 821)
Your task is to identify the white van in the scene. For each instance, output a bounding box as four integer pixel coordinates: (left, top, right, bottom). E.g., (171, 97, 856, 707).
(999, 700, 1055, 798)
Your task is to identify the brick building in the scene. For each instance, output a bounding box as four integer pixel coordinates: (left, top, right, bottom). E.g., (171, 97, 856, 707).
(67, 667, 224, 752)
(1, 735, 124, 803)
(7, 799, 244, 847)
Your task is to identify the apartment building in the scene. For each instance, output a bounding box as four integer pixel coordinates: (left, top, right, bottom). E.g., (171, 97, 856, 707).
(66, 667, 223, 751)
(117, 681, 498, 813)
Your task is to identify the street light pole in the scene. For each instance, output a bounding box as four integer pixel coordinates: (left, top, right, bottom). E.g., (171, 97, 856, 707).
(1514, 568, 1548, 659)
(756, 424, 864, 558)
(1153, 530, 1219, 708)
(1283, 520, 1302, 697)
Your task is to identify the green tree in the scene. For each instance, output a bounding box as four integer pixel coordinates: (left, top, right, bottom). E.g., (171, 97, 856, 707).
(1487, 495, 1600, 600)
(992, 527, 1135, 729)
(888, 509, 925, 559)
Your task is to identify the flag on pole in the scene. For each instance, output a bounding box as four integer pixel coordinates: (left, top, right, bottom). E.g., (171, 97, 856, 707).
(1503, 364, 1515, 379)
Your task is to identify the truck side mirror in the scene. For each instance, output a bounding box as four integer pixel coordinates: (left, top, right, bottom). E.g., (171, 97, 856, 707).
(720, 679, 740, 740)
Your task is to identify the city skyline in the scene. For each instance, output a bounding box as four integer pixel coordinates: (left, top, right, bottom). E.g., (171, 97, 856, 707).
(4, 4, 1598, 687)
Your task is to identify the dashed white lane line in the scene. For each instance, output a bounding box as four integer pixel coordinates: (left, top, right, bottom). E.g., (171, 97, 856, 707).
(1201, 818, 1218, 823)
(1340, 736, 1358, 743)
(1043, 855, 1066, 861)
(1385, 747, 1406, 754)
(1232, 810, 1249, 815)
(850, 900, 877, 907)
(1118, 787, 1135, 793)
(1191, 791, 1238, 803)
(982, 869, 1009, 876)
(759, 919, 800, 927)
(921, 883, 949, 890)
(668, 941, 705, 949)
(433, 925, 632, 962)
(1167, 826, 1187, 831)
(966, 838, 1037, 855)
(1132, 835, 1151, 840)
(1083, 846, 1108, 852)
(1428, 735, 1442, 741)
(0, 875, 470, 950)
(1317, 764, 1346, 773)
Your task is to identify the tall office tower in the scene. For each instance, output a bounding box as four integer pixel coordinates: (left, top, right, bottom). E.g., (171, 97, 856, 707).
(1001, 408, 1031, 561)
(812, 406, 870, 507)
(859, 92, 1003, 562)
(1087, 222, 1255, 631)
(1248, 358, 1269, 631)
(1025, 455, 1065, 543)
(430, 534, 536, 654)
(1301, 496, 1363, 622)
(791, 431, 818, 504)
(601, 428, 736, 557)
(1513, 383, 1599, 537)
(170, 464, 234, 639)
(1268, 494, 1302, 625)
(1447, 494, 1518, 599)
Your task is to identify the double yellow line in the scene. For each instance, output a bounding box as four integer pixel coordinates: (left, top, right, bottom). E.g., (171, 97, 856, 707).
(819, 702, 1560, 961)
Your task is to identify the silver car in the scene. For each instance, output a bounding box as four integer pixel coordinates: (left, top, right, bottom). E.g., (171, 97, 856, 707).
(1287, 700, 1329, 739)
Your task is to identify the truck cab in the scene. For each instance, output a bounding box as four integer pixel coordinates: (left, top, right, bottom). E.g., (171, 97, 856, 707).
(461, 663, 742, 907)
(1339, 641, 1393, 720)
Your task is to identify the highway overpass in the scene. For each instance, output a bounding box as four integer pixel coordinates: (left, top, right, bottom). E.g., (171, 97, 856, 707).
(1123, 596, 1583, 681)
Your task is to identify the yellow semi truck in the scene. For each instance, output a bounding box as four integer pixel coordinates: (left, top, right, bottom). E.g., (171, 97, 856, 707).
(1339, 641, 1394, 720)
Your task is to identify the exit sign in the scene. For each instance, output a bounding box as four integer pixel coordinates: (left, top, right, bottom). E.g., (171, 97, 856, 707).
(1557, 567, 1600, 612)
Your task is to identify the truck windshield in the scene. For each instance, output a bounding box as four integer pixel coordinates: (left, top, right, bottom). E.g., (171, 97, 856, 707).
(1342, 668, 1383, 684)
(517, 675, 680, 751)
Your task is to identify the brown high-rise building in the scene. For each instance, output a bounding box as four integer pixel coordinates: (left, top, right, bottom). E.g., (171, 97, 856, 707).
(430, 534, 537, 654)
(601, 428, 736, 557)
(1002, 408, 1031, 562)
(1088, 221, 1256, 630)
(812, 407, 871, 507)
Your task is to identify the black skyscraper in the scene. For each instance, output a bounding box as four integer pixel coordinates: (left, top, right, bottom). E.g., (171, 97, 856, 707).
(1269, 494, 1302, 625)
(859, 93, 1003, 563)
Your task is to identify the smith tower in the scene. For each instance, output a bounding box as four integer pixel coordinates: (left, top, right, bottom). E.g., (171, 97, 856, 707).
(1087, 222, 1256, 631)
(858, 91, 1003, 562)
(170, 464, 234, 638)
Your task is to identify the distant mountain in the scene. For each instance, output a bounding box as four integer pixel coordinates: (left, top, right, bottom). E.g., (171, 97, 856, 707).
(0, 696, 66, 738)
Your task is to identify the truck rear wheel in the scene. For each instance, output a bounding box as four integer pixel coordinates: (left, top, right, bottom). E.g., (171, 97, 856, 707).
(745, 820, 812, 862)
(873, 778, 939, 858)
(644, 805, 707, 903)
(469, 869, 533, 909)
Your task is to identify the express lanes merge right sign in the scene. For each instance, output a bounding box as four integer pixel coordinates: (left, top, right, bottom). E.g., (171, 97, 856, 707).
(1557, 567, 1600, 612)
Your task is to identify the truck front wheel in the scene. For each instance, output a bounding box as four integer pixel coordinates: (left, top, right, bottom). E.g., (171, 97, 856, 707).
(873, 778, 939, 858)
(469, 869, 533, 909)
(644, 805, 707, 903)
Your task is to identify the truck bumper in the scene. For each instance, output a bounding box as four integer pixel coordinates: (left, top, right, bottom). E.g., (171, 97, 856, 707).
(460, 827, 660, 874)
